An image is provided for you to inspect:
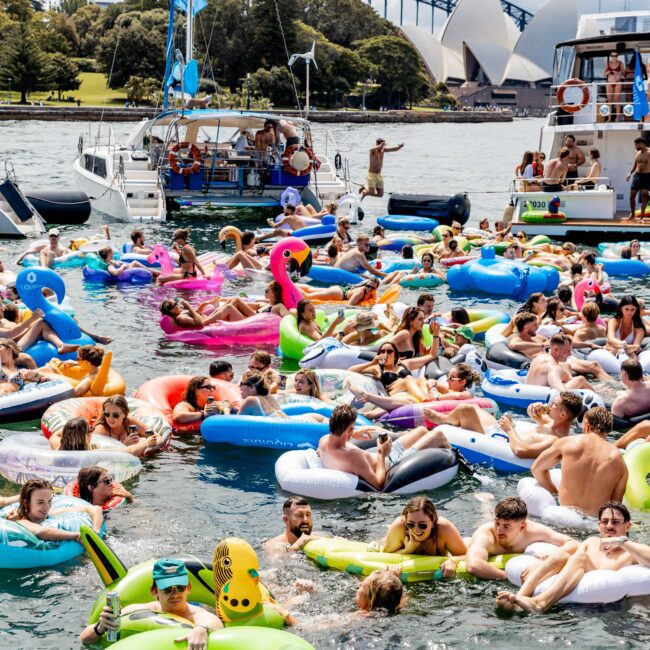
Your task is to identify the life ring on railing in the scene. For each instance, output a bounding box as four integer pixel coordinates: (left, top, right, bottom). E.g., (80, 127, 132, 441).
(169, 142, 202, 176)
(282, 144, 316, 177)
(556, 78, 589, 114)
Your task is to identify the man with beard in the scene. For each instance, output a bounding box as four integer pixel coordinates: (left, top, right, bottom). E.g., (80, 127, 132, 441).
(264, 496, 321, 556)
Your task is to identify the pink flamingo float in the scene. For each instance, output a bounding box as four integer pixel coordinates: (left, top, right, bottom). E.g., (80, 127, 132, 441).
(147, 245, 225, 291)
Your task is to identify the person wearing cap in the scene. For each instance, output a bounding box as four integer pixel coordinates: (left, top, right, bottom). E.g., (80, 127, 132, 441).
(15, 228, 70, 268)
(451, 221, 463, 237)
(440, 324, 476, 358)
(80, 558, 222, 647)
(340, 311, 388, 346)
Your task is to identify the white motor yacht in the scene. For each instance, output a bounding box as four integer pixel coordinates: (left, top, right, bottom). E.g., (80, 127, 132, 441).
(507, 10, 650, 242)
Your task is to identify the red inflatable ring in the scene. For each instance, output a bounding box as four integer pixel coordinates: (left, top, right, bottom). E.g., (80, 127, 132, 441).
(64, 479, 126, 510)
(169, 141, 202, 176)
(556, 78, 589, 114)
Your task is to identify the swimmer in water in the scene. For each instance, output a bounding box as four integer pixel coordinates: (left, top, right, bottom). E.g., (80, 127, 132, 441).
(264, 496, 322, 557)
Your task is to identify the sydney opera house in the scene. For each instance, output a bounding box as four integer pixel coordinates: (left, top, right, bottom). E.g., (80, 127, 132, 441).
(400, 0, 580, 110)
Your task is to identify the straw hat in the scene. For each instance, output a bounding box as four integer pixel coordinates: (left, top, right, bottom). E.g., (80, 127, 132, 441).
(355, 312, 377, 332)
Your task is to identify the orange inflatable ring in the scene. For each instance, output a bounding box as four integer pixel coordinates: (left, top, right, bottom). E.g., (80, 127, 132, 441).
(556, 78, 589, 114)
(63, 479, 125, 510)
(310, 284, 401, 307)
(169, 141, 202, 176)
(40, 396, 172, 451)
(134, 375, 241, 433)
(281, 144, 315, 177)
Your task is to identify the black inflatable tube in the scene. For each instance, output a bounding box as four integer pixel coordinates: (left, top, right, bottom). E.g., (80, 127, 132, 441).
(26, 190, 91, 225)
(486, 341, 531, 370)
(425, 355, 453, 379)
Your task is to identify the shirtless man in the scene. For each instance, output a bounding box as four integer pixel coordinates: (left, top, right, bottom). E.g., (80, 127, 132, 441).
(335, 234, 386, 278)
(255, 120, 276, 153)
(611, 359, 650, 420)
(274, 119, 300, 148)
(317, 404, 448, 491)
(496, 501, 650, 612)
(264, 496, 320, 557)
(562, 135, 585, 181)
(130, 229, 153, 255)
(526, 333, 608, 390)
(572, 302, 606, 349)
(267, 205, 308, 233)
(465, 497, 578, 580)
(541, 147, 570, 192)
(424, 392, 582, 460)
(529, 407, 628, 516)
(359, 138, 404, 200)
(16, 229, 70, 268)
(625, 137, 650, 220)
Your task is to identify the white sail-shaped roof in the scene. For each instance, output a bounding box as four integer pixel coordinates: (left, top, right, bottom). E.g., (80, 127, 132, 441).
(400, 24, 465, 82)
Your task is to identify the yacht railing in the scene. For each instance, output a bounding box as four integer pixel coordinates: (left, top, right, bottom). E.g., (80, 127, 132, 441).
(548, 80, 649, 125)
(511, 176, 611, 192)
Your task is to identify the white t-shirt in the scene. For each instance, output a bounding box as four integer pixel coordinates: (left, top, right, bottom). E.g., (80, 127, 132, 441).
(234, 135, 249, 152)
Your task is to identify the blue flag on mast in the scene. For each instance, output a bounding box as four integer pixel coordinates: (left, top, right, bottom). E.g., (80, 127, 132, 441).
(633, 51, 649, 121)
(174, 0, 208, 16)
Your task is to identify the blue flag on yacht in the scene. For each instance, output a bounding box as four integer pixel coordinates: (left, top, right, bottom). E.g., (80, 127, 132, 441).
(174, 0, 207, 16)
(633, 51, 649, 121)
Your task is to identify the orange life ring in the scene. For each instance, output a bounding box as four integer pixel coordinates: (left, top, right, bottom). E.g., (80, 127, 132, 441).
(169, 141, 202, 176)
(556, 78, 589, 114)
(281, 144, 315, 177)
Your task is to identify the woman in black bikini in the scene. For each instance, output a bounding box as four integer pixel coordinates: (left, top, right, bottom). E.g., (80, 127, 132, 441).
(391, 306, 439, 359)
(0, 338, 43, 396)
(378, 496, 466, 577)
(157, 228, 207, 285)
(296, 277, 381, 306)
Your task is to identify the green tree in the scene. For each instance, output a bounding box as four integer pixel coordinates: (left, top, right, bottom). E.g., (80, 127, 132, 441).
(49, 52, 81, 99)
(0, 21, 54, 103)
(35, 11, 80, 56)
(125, 75, 159, 104)
(251, 0, 299, 69)
(58, 0, 88, 16)
(249, 65, 298, 107)
(355, 35, 430, 108)
(71, 3, 102, 57)
(2, 0, 33, 21)
(95, 10, 167, 88)
(300, 0, 393, 48)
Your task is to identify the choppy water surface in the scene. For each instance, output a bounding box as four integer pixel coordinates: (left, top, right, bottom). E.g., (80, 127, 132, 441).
(0, 118, 648, 649)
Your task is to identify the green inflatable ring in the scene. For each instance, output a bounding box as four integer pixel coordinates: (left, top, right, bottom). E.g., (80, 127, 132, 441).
(492, 235, 551, 255)
(521, 211, 566, 224)
(303, 538, 518, 583)
(107, 626, 314, 649)
(623, 442, 650, 511)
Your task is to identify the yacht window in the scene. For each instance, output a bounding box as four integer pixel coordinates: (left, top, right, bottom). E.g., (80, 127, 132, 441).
(83, 154, 107, 179)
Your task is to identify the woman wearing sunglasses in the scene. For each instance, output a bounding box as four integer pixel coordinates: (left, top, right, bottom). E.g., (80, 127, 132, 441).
(76, 466, 133, 508)
(296, 276, 381, 307)
(539, 298, 574, 337)
(391, 306, 440, 361)
(378, 496, 466, 578)
(92, 396, 163, 457)
(172, 376, 224, 426)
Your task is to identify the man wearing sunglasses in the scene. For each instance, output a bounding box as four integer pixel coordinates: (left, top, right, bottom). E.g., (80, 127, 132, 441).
(496, 501, 650, 612)
(80, 558, 222, 647)
(334, 234, 386, 278)
(15, 228, 70, 268)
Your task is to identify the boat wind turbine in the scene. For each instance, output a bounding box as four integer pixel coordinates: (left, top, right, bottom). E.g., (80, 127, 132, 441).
(288, 41, 317, 117)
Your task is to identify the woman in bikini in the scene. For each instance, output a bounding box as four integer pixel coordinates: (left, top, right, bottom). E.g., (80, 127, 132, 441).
(296, 276, 381, 306)
(294, 299, 344, 341)
(157, 228, 206, 285)
(391, 306, 439, 360)
(0, 338, 44, 396)
(603, 51, 624, 122)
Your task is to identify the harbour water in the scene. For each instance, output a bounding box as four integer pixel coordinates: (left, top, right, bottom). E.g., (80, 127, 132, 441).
(0, 118, 648, 649)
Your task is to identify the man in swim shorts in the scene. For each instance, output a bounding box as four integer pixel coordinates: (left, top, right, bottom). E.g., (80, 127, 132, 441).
(264, 496, 322, 556)
(529, 407, 627, 516)
(541, 147, 570, 192)
(317, 404, 448, 491)
(465, 497, 578, 580)
(359, 138, 404, 200)
(626, 137, 650, 220)
(496, 501, 650, 612)
(80, 558, 223, 647)
(562, 134, 585, 181)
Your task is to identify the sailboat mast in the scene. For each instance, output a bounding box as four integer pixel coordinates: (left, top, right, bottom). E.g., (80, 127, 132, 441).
(186, 0, 193, 64)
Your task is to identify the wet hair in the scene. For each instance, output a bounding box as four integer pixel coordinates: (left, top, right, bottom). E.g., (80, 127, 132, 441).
(570, 263, 583, 276)
(581, 301, 600, 323)
(130, 229, 144, 244)
(77, 345, 104, 368)
(584, 253, 596, 265)
(634, 137, 646, 145)
(557, 286, 573, 303)
(241, 369, 270, 395)
(2, 303, 18, 323)
(98, 247, 112, 261)
(376, 138, 386, 145)
(615, 295, 646, 333)
(557, 391, 583, 420)
(402, 496, 438, 543)
(417, 293, 434, 307)
(329, 404, 357, 436)
(544, 299, 565, 321)
(172, 228, 190, 242)
(598, 501, 630, 523)
(448, 239, 458, 251)
(160, 298, 179, 317)
(209, 360, 232, 378)
(77, 466, 107, 504)
(0, 337, 20, 360)
(397, 307, 425, 353)
(372, 226, 385, 236)
(284, 205, 296, 215)
(514, 311, 537, 332)
(621, 247, 632, 259)
(365, 570, 403, 612)
(250, 350, 271, 368)
(327, 244, 338, 259)
(242, 231, 256, 246)
(296, 299, 313, 329)
(294, 369, 321, 399)
(448, 363, 479, 388)
(621, 359, 643, 382)
(266, 281, 282, 305)
(283, 496, 309, 513)
(450, 307, 470, 325)
(17, 479, 52, 520)
(401, 245, 414, 260)
(59, 417, 90, 451)
(495, 497, 527, 521)
(182, 376, 211, 409)
(523, 292, 545, 313)
(584, 406, 613, 435)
